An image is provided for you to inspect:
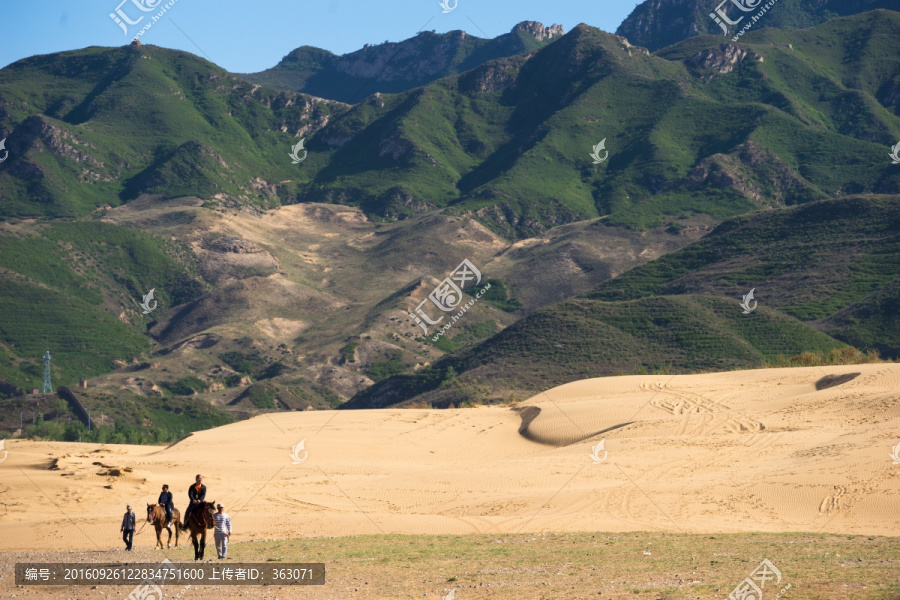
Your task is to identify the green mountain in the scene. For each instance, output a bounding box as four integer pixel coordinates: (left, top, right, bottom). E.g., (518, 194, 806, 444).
(2, 14, 899, 235)
(0, 220, 204, 391)
(0, 43, 345, 219)
(300, 11, 899, 236)
(586, 195, 900, 355)
(1, 10, 898, 437)
(241, 21, 566, 103)
(348, 194, 899, 409)
(616, 0, 898, 52)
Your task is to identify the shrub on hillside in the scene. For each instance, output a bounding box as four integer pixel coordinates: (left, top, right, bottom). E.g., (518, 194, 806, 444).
(161, 376, 206, 396)
(243, 383, 275, 409)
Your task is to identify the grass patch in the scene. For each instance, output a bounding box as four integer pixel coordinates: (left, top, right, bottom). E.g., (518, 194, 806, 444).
(21, 393, 233, 444)
(219, 351, 264, 376)
(340, 341, 359, 363)
(156, 531, 900, 599)
(366, 358, 407, 383)
(241, 383, 276, 409)
(480, 279, 522, 312)
(160, 376, 206, 396)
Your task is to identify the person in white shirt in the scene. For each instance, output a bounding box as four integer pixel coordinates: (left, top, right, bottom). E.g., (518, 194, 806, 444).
(213, 503, 232, 559)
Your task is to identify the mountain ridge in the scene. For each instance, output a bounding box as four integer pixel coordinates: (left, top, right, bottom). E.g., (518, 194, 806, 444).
(301, 12, 899, 234)
(2, 14, 898, 234)
(616, 0, 899, 51)
(241, 21, 566, 103)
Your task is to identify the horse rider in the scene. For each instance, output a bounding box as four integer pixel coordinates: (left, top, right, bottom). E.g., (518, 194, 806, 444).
(182, 474, 207, 529)
(158, 484, 175, 528)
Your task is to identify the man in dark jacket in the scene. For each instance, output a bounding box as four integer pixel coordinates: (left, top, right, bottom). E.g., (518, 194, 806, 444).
(181, 474, 206, 529)
(120, 505, 136, 550)
(158, 484, 174, 528)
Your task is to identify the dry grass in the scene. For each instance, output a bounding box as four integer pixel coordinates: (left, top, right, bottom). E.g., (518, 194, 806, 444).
(232, 531, 899, 599)
(3, 532, 898, 599)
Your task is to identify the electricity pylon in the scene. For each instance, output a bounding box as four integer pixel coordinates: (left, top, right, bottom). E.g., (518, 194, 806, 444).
(42, 350, 52, 394)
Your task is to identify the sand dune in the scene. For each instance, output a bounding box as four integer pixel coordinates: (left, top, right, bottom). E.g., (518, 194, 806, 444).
(1, 364, 898, 553)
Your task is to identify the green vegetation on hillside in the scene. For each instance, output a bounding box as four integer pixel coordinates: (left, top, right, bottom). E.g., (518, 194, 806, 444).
(481, 279, 522, 312)
(303, 13, 899, 235)
(3, 14, 898, 236)
(616, 0, 898, 52)
(0, 221, 203, 390)
(219, 351, 263, 375)
(366, 357, 407, 383)
(0, 45, 343, 219)
(339, 341, 359, 363)
(588, 196, 900, 353)
(241, 383, 276, 409)
(348, 293, 849, 408)
(161, 376, 206, 396)
(350, 196, 899, 408)
(12, 390, 234, 443)
(1, 10, 899, 429)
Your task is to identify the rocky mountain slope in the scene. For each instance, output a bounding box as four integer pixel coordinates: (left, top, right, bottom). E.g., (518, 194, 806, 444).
(616, 0, 897, 51)
(350, 194, 900, 409)
(302, 12, 899, 235)
(241, 21, 565, 103)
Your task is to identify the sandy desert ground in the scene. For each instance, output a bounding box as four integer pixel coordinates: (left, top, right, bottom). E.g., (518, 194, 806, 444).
(2, 364, 899, 552)
(0, 364, 898, 597)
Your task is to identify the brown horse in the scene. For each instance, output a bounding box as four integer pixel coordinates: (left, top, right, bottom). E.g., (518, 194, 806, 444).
(146, 504, 181, 549)
(181, 501, 216, 560)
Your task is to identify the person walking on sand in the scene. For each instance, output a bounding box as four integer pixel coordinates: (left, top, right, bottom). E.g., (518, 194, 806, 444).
(213, 503, 232, 559)
(121, 505, 136, 551)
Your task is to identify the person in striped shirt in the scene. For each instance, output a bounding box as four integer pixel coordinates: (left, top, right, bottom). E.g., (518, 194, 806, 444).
(213, 503, 232, 559)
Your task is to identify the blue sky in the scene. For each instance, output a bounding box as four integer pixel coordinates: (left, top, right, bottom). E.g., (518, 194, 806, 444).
(0, 0, 643, 72)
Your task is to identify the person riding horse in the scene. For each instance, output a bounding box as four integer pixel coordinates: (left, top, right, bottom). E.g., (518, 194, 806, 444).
(158, 484, 175, 528)
(182, 474, 207, 530)
(180, 474, 216, 560)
